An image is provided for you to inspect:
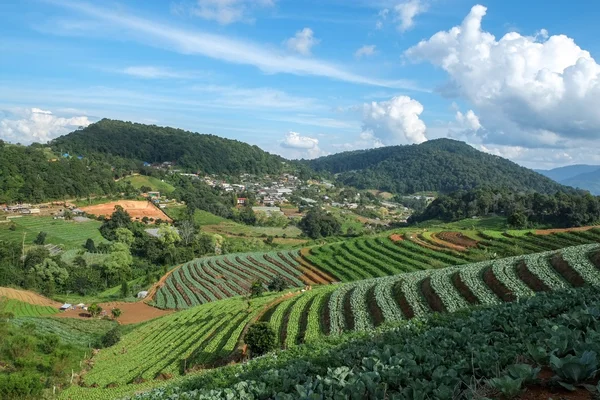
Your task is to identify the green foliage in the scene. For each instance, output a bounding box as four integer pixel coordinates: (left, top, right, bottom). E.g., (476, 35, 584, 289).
(100, 326, 122, 348)
(309, 138, 570, 195)
(111, 308, 122, 319)
(33, 231, 47, 245)
(250, 280, 264, 298)
(120, 281, 130, 298)
(51, 119, 284, 175)
(550, 351, 598, 390)
(267, 275, 287, 292)
(245, 322, 276, 357)
(298, 209, 341, 239)
(89, 303, 102, 317)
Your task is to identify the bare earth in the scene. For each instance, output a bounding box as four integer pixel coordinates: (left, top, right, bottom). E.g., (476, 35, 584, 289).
(80, 200, 172, 223)
(55, 301, 173, 325)
(535, 225, 600, 235)
(0, 287, 61, 307)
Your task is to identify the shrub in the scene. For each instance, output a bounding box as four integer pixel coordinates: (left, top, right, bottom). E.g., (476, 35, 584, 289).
(245, 322, 276, 357)
(100, 326, 121, 348)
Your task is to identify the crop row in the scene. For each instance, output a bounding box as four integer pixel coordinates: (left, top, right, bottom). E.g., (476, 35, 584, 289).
(0, 298, 58, 317)
(264, 243, 600, 346)
(154, 250, 334, 309)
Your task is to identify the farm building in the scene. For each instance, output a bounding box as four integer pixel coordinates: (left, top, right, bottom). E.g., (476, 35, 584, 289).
(147, 191, 161, 199)
(59, 303, 72, 311)
(252, 206, 284, 216)
(21, 208, 41, 214)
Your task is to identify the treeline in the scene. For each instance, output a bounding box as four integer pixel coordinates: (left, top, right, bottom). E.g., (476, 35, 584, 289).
(309, 138, 571, 195)
(410, 188, 600, 228)
(0, 142, 132, 204)
(51, 119, 285, 175)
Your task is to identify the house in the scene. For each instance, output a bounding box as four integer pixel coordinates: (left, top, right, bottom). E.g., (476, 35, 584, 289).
(237, 198, 247, 205)
(137, 291, 149, 299)
(59, 303, 72, 311)
(21, 208, 40, 215)
(147, 191, 161, 199)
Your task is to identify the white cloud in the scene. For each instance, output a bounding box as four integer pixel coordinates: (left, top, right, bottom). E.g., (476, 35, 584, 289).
(360, 96, 427, 146)
(280, 131, 323, 158)
(191, 0, 276, 25)
(285, 28, 320, 56)
(192, 84, 319, 110)
(122, 66, 193, 79)
(52, 2, 422, 90)
(354, 45, 377, 59)
(395, 0, 427, 32)
(455, 109, 481, 131)
(0, 108, 91, 144)
(405, 4, 600, 149)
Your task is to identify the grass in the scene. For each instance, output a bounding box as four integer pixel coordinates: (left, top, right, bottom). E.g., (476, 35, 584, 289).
(418, 216, 509, 231)
(165, 206, 229, 225)
(0, 216, 106, 249)
(122, 175, 175, 194)
(56, 275, 149, 305)
(61, 249, 109, 266)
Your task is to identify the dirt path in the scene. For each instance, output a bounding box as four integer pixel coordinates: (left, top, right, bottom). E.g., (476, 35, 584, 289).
(535, 225, 600, 235)
(389, 234, 404, 242)
(145, 265, 181, 303)
(54, 301, 173, 325)
(0, 287, 61, 307)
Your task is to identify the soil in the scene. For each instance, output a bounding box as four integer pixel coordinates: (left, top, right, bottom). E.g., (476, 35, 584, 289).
(407, 234, 449, 252)
(516, 261, 551, 292)
(54, 301, 173, 325)
(438, 232, 478, 248)
(297, 248, 338, 283)
(366, 285, 385, 326)
(0, 287, 61, 307)
(342, 288, 356, 330)
(392, 281, 415, 319)
(80, 200, 172, 223)
(451, 272, 480, 305)
(550, 254, 586, 287)
(482, 267, 516, 302)
(420, 277, 446, 312)
(535, 226, 600, 235)
(389, 234, 404, 242)
(429, 233, 468, 252)
(145, 265, 180, 302)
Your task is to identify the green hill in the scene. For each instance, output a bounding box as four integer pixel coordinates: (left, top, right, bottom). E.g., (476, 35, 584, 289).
(309, 138, 571, 195)
(51, 119, 285, 175)
(122, 175, 175, 194)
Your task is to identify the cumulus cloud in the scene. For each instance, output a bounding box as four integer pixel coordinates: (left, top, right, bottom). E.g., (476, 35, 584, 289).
(395, 0, 427, 32)
(354, 45, 377, 59)
(360, 96, 427, 146)
(191, 0, 276, 25)
(280, 131, 323, 158)
(405, 4, 600, 149)
(285, 28, 320, 56)
(455, 110, 481, 131)
(0, 108, 91, 144)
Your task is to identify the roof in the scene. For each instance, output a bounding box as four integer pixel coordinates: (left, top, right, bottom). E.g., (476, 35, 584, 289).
(60, 303, 72, 309)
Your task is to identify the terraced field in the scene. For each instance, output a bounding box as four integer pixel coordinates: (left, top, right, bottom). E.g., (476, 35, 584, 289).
(154, 250, 336, 309)
(0, 298, 58, 317)
(263, 243, 600, 345)
(79, 295, 278, 387)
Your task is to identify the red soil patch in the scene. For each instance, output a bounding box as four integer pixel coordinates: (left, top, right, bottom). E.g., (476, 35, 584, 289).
(408, 234, 449, 252)
(297, 249, 338, 283)
(389, 234, 404, 242)
(81, 200, 172, 223)
(54, 301, 173, 325)
(535, 225, 600, 235)
(550, 254, 586, 287)
(482, 267, 516, 302)
(428, 233, 468, 252)
(516, 260, 551, 292)
(0, 287, 61, 307)
(438, 232, 478, 248)
(451, 273, 479, 305)
(420, 277, 445, 313)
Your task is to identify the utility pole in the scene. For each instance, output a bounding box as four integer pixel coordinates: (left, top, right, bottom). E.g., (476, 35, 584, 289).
(21, 232, 26, 270)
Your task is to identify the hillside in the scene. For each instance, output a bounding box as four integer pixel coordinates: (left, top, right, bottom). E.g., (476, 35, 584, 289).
(51, 119, 285, 175)
(562, 169, 600, 195)
(309, 139, 571, 194)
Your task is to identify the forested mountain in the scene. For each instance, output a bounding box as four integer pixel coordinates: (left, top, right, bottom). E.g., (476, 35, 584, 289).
(536, 164, 600, 195)
(51, 119, 284, 175)
(309, 139, 571, 195)
(0, 142, 124, 203)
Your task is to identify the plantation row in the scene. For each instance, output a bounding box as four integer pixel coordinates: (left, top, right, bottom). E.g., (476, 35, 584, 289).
(80, 296, 278, 388)
(264, 243, 600, 346)
(154, 250, 335, 309)
(0, 298, 58, 317)
(303, 229, 600, 283)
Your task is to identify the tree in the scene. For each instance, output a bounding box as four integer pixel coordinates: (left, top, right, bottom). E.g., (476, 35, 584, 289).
(140, 185, 152, 193)
(103, 243, 133, 285)
(88, 303, 102, 317)
(32, 259, 69, 286)
(111, 308, 122, 319)
(250, 280, 264, 298)
(100, 326, 121, 347)
(85, 238, 97, 253)
(508, 211, 528, 229)
(267, 275, 287, 292)
(115, 228, 135, 246)
(120, 281, 129, 297)
(158, 225, 181, 246)
(178, 220, 195, 246)
(298, 209, 342, 239)
(33, 232, 47, 246)
(245, 322, 276, 357)
(239, 206, 257, 226)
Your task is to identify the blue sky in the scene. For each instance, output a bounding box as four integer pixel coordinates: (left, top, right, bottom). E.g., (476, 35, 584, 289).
(2, 0, 600, 169)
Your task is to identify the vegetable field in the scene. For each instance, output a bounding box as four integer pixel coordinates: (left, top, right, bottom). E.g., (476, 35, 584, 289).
(0, 216, 106, 249)
(78, 295, 279, 388)
(0, 298, 58, 317)
(263, 243, 600, 344)
(154, 250, 336, 309)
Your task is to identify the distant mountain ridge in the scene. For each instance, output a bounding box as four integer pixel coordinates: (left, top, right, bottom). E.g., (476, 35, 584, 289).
(309, 139, 573, 195)
(536, 164, 600, 195)
(51, 119, 285, 176)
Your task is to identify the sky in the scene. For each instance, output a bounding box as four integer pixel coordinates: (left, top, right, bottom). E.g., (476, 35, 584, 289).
(2, 0, 600, 169)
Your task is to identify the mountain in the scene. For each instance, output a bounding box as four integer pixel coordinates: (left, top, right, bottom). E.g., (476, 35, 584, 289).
(535, 164, 600, 182)
(561, 169, 600, 195)
(51, 119, 285, 175)
(536, 164, 600, 195)
(309, 138, 572, 195)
